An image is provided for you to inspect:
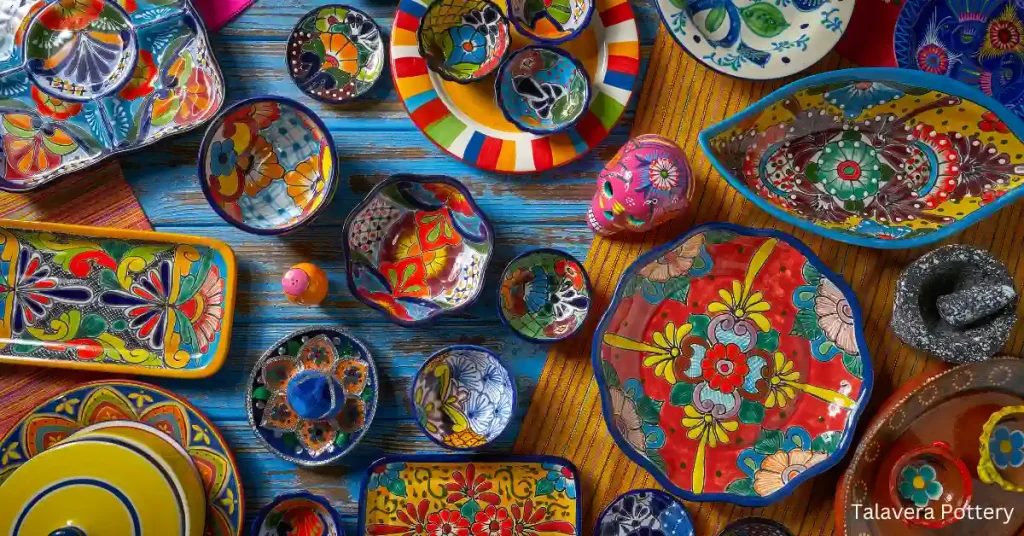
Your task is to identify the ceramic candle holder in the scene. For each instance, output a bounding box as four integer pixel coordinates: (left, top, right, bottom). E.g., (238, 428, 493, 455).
(979, 406, 1024, 492)
(417, 0, 511, 84)
(252, 492, 344, 536)
(507, 0, 595, 44)
(888, 441, 971, 528)
(498, 248, 592, 342)
(496, 45, 590, 134)
(287, 5, 385, 103)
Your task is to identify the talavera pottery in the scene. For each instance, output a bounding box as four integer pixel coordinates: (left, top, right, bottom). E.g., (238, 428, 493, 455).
(595, 489, 695, 536)
(837, 358, 1024, 535)
(0, 0, 224, 191)
(588, 134, 694, 236)
(247, 326, 378, 466)
(343, 174, 494, 326)
(498, 248, 592, 342)
(495, 45, 590, 135)
(0, 218, 236, 378)
(594, 222, 872, 505)
(979, 405, 1024, 492)
(0, 380, 244, 536)
(287, 5, 385, 103)
(888, 441, 972, 528)
(411, 345, 516, 449)
(718, 518, 794, 536)
(416, 0, 511, 84)
(359, 455, 582, 534)
(390, 0, 639, 173)
(199, 97, 338, 235)
(700, 68, 1024, 249)
(654, 0, 853, 80)
(252, 491, 345, 536)
(508, 0, 595, 44)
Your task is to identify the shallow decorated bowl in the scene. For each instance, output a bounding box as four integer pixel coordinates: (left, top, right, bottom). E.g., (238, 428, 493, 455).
(498, 248, 592, 342)
(979, 405, 1024, 492)
(343, 174, 494, 326)
(287, 5, 385, 103)
(411, 345, 516, 450)
(199, 97, 338, 235)
(595, 489, 694, 536)
(508, 0, 595, 44)
(496, 45, 590, 134)
(252, 492, 344, 536)
(888, 441, 971, 528)
(417, 0, 511, 84)
(700, 68, 1024, 249)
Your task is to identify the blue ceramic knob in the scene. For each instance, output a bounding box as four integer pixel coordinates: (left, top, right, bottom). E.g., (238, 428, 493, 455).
(286, 370, 346, 420)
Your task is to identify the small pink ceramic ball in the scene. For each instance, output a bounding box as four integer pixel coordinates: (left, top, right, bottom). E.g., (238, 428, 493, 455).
(282, 263, 329, 305)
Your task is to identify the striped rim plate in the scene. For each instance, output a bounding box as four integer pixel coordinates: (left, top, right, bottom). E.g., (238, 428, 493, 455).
(390, 0, 640, 173)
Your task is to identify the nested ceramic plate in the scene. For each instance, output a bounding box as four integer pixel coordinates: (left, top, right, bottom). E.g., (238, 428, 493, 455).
(700, 68, 1024, 249)
(593, 223, 872, 506)
(0, 380, 244, 536)
(654, 0, 853, 80)
(595, 489, 695, 535)
(0, 0, 224, 191)
(287, 5, 385, 103)
(390, 0, 639, 173)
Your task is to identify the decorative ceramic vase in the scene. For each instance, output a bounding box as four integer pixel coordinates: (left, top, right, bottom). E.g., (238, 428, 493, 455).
(287, 5, 385, 103)
(252, 491, 344, 536)
(595, 489, 694, 536)
(979, 405, 1024, 492)
(888, 441, 971, 528)
(498, 248, 592, 342)
(507, 0, 595, 44)
(588, 134, 694, 236)
(417, 0, 511, 83)
(282, 262, 330, 305)
(495, 45, 590, 134)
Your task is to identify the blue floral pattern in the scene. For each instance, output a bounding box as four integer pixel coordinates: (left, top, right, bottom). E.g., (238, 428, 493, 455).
(596, 489, 694, 536)
(539, 462, 578, 499)
(897, 464, 943, 507)
(447, 25, 488, 65)
(990, 425, 1024, 469)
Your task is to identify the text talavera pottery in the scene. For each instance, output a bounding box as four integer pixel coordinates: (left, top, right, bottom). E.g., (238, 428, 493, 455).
(594, 223, 871, 505)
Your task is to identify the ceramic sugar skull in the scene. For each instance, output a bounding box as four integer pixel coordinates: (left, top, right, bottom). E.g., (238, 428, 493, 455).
(587, 134, 693, 236)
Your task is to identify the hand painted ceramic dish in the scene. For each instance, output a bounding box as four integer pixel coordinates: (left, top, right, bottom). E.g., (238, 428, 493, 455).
(594, 223, 872, 505)
(0, 380, 244, 536)
(390, 0, 639, 173)
(498, 248, 592, 342)
(700, 68, 1024, 249)
(411, 345, 516, 449)
(495, 46, 590, 134)
(343, 174, 494, 326)
(252, 492, 344, 536)
(654, 0, 853, 79)
(287, 5, 385, 103)
(246, 326, 378, 466)
(417, 0, 510, 84)
(595, 489, 694, 536)
(509, 0, 595, 44)
(359, 455, 582, 534)
(888, 441, 972, 528)
(0, 218, 235, 378)
(719, 518, 793, 536)
(979, 405, 1024, 492)
(199, 97, 338, 234)
(0, 0, 224, 191)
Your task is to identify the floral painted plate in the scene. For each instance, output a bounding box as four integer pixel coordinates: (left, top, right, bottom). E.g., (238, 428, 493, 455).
(498, 248, 592, 342)
(0, 0, 224, 191)
(390, 0, 640, 173)
(0, 380, 244, 536)
(595, 489, 695, 536)
(593, 223, 871, 506)
(700, 68, 1024, 249)
(359, 455, 581, 535)
(654, 0, 853, 79)
(287, 5, 385, 103)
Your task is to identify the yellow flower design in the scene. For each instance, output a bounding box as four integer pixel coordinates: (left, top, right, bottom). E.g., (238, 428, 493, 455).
(766, 352, 800, 408)
(604, 322, 693, 385)
(681, 404, 738, 447)
(706, 238, 778, 332)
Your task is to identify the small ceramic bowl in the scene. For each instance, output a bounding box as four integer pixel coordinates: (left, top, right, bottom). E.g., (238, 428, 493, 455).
(979, 405, 1024, 492)
(498, 248, 592, 342)
(417, 0, 511, 84)
(888, 441, 971, 528)
(252, 492, 345, 536)
(507, 0, 595, 44)
(411, 345, 516, 450)
(717, 518, 793, 536)
(595, 489, 694, 536)
(287, 5, 385, 103)
(495, 45, 590, 134)
(199, 96, 338, 235)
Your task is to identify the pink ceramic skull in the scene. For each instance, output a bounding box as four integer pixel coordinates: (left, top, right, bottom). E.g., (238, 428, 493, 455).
(587, 134, 693, 236)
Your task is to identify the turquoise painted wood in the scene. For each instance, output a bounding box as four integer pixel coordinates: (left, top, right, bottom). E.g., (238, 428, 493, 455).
(118, 0, 656, 531)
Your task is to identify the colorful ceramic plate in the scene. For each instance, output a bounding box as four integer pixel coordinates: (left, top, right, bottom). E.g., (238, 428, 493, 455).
(495, 45, 591, 135)
(700, 68, 1024, 249)
(509, 0, 595, 44)
(358, 455, 582, 534)
(498, 248, 592, 342)
(390, 0, 640, 173)
(593, 223, 872, 505)
(654, 0, 853, 79)
(287, 5, 385, 103)
(252, 491, 345, 536)
(417, 0, 511, 84)
(0, 0, 224, 191)
(0, 218, 236, 378)
(595, 489, 695, 536)
(0, 380, 244, 536)
(343, 174, 494, 326)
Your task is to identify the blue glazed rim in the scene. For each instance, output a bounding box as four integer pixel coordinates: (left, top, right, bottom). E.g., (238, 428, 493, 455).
(408, 344, 518, 451)
(251, 491, 346, 536)
(341, 173, 496, 327)
(197, 95, 340, 236)
(590, 222, 874, 507)
(356, 454, 582, 533)
(496, 247, 593, 343)
(697, 67, 1024, 249)
(494, 44, 592, 135)
(417, 0, 512, 84)
(507, 0, 596, 45)
(593, 488, 694, 535)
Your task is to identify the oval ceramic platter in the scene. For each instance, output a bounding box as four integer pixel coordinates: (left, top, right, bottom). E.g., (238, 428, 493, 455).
(654, 0, 853, 79)
(0, 0, 224, 191)
(390, 0, 640, 173)
(593, 223, 872, 506)
(0, 380, 244, 536)
(699, 68, 1024, 249)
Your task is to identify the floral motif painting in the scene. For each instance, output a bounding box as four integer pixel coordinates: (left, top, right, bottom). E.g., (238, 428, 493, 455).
(499, 249, 591, 342)
(595, 489, 694, 536)
(497, 46, 590, 134)
(593, 223, 870, 505)
(287, 5, 384, 103)
(417, 0, 510, 83)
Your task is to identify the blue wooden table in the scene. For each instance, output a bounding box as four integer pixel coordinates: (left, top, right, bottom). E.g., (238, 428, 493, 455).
(118, 0, 657, 531)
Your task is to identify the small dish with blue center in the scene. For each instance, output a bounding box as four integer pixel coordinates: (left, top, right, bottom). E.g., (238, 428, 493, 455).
(495, 45, 590, 134)
(498, 248, 592, 342)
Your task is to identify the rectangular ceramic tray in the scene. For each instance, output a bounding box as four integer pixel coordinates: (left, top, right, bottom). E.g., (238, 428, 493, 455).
(0, 219, 236, 378)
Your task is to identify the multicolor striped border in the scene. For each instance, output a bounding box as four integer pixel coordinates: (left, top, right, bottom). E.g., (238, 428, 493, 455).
(390, 0, 640, 173)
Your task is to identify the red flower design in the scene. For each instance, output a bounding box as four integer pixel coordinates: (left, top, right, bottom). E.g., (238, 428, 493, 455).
(379, 256, 429, 298)
(472, 505, 512, 536)
(702, 343, 750, 394)
(416, 209, 462, 251)
(510, 500, 575, 535)
(554, 259, 584, 290)
(367, 499, 430, 535)
(423, 183, 475, 216)
(426, 510, 469, 536)
(979, 111, 1010, 133)
(981, 189, 1007, 205)
(283, 508, 325, 535)
(38, 0, 103, 31)
(118, 50, 158, 100)
(446, 464, 500, 505)
(31, 86, 82, 120)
